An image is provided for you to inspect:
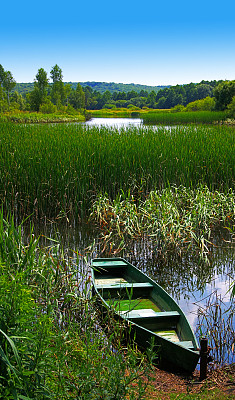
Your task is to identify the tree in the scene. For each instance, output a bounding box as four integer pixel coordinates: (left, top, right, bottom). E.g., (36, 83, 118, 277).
(50, 64, 65, 106)
(2, 71, 16, 106)
(64, 83, 72, 106)
(29, 68, 49, 111)
(214, 80, 235, 110)
(50, 64, 63, 83)
(71, 83, 85, 109)
(36, 68, 48, 96)
(0, 64, 5, 88)
(226, 96, 235, 118)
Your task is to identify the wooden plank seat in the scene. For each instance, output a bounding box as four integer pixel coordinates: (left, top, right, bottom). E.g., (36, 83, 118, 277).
(178, 341, 194, 349)
(96, 282, 154, 290)
(119, 309, 180, 319)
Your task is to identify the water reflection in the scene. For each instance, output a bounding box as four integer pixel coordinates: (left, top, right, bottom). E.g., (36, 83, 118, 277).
(85, 117, 142, 128)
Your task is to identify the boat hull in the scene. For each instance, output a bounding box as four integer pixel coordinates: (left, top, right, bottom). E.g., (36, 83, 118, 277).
(91, 257, 200, 373)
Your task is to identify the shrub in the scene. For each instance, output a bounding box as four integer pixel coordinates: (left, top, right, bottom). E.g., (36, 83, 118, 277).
(226, 95, 235, 118)
(39, 100, 57, 114)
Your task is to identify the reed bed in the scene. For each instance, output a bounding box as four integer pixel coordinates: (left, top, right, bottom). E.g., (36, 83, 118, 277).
(90, 186, 235, 259)
(0, 122, 234, 220)
(0, 213, 152, 399)
(142, 111, 226, 125)
(0, 111, 85, 124)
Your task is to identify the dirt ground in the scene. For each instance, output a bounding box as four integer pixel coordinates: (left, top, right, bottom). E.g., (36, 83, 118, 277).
(145, 364, 235, 399)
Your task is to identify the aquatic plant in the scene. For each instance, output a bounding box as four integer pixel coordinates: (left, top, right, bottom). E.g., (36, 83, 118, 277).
(0, 123, 234, 221)
(0, 213, 153, 399)
(90, 186, 235, 259)
(142, 111, 226, 125)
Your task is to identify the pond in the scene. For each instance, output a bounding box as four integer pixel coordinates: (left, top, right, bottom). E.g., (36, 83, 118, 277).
(85, 117, 142, 128)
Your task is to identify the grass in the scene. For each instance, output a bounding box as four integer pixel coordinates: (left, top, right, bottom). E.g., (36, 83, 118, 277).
(0, 123, 234, 221)
(0, 111, 85, 123)
(142, 111, 226, 125)
(90, 186, 235, 260)
(0, 212, 154, 399)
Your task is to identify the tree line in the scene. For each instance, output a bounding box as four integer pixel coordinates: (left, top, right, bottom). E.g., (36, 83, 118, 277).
(0, 63, 235, 115)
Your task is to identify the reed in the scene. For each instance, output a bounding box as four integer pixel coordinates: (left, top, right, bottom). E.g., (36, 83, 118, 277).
(196, 290, 235, 367)
(0, 111, 85, 123)
(0, 213, 152, 399)
(142, 111, 226, 125)
(0, 122, 234, 220)
(90, 186, 235, 259)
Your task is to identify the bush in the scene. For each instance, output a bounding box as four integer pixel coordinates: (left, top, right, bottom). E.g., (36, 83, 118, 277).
(102, 103, 117, 109)
(185, 97, 215, 112)
(171, 104, 185, 113)
(39, 100, 57, 114)
(226, 96, 235, 118)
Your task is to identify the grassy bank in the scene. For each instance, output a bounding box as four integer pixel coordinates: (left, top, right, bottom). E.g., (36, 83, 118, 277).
(142, 111, 226, 125)
(0, 111, 86, 123)
(0, 213, 153, 399)
(0, 123, 234, 220)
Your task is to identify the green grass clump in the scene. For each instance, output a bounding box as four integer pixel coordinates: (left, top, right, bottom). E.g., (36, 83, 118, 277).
(0, 111, 85, 123)
(90, 186, 235, 260)
(0, 212, 153, 399)
(0, 122, 234, 220)
(142, 111, 226, 125)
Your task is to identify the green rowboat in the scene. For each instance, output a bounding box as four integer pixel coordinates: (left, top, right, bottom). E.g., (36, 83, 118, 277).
(91, 257, 200, 373)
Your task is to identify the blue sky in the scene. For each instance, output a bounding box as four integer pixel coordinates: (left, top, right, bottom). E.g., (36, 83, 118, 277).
(1, 1, 234, 85)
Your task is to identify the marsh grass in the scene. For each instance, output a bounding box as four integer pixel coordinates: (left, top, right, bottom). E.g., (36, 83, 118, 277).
(90, 186, 235, 260)
(142, 111, 226, 125)
(0, 213, 153, 399)
(0, 123, 234, 221)
(0, 111, 85, 123)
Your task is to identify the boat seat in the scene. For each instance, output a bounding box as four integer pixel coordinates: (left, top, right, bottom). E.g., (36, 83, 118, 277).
(120, 309, 180, 319)
(179, 341, 194, 349)
(96, 282, 153, 290)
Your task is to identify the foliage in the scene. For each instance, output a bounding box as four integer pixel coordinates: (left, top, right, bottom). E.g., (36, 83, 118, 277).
(0, 213, 153, 399)
(185, 97, 216, 112)
(29, 68, 49, 111)
(11, 77, 233, 111)
(226, 95, 235, 118)
(214, 80, 235, 110)
(39, 99, 57, 114)
(70, 83, 85, 109)
(50, 64, 65, 106)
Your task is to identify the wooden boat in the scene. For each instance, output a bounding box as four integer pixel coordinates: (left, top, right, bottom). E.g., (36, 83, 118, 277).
(91, 257, 200, 373)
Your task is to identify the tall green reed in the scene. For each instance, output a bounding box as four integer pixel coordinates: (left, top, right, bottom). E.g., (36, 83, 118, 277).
(0, 122, 234, 221)
(142, 111, 226, 125)
(0, 212, 153, 399)
(90, 186, 235, 260)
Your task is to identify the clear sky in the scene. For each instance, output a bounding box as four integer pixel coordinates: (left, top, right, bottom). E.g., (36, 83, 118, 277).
(1, 1, 234, 86)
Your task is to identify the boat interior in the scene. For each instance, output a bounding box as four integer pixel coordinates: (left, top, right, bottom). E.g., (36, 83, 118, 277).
(93, 260, 195, 350)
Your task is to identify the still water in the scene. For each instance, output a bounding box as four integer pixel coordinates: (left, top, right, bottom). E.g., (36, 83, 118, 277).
(85, 117, 142, 128)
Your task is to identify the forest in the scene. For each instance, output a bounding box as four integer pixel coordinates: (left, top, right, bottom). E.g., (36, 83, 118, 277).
(0, 63, 235, 116)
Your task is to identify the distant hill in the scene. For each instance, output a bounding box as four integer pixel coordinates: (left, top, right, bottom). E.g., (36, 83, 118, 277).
(15, 81, 170, 95)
